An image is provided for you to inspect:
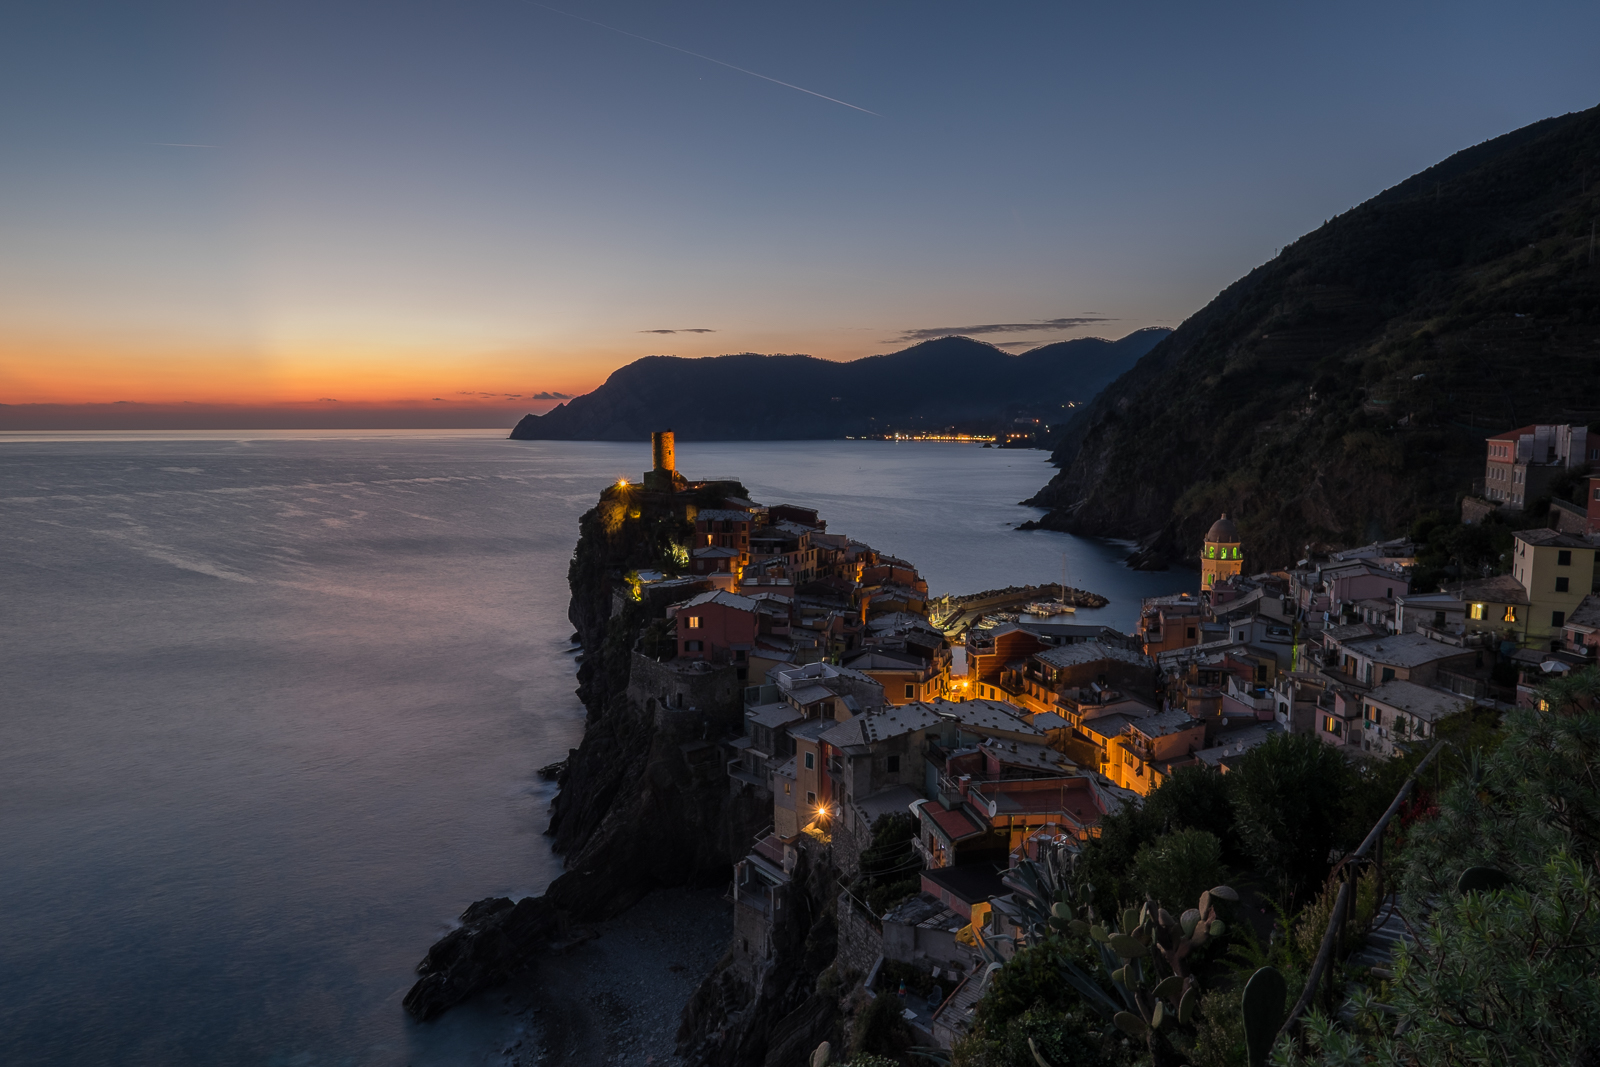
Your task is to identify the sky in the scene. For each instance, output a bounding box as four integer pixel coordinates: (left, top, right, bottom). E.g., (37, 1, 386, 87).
(2, 1, 1597, 428)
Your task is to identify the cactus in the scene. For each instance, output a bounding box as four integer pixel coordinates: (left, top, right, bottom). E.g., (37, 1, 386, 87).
(1241, 966, 1287, 1067)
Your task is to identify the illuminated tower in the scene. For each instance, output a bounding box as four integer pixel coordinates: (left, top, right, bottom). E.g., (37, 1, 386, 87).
(643, 430, 685, 491)
(1201, 513, 1242, 590)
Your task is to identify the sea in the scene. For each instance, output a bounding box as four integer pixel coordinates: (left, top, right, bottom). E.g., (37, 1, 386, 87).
(0, 431, 1192, 1066)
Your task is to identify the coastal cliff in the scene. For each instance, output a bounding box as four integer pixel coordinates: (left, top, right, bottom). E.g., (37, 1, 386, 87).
(403, 479, 770, 1021)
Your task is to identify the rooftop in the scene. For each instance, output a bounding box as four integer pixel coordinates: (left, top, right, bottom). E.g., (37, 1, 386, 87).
(928, 698, 1043, 737)
(1449, 573, 1531, 606)
(820, 703, 943, 747)
(1514, 528, 1592, 549)
(1365, 679, 1469, 723)
(693, 509, 755, 522)
(922, 802, 983, 843)
(1126, 709, 1201, 739)
(746, 701, 807, 730)
(1568, 594, 1600, 631)
(921, 862, 1008, 905)
(1340, 631, 1474, 668)
(1194, 722, 1283, 767)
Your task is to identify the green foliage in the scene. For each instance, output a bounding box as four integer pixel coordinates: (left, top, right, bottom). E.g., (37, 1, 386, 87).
(1188, 986, 1247, 1067)
(1230, 734, 1359, 905)
(1076, 804, 1159, 915)
(1132, 829, 1227, 911)
(1280, 669, 1600, 1063)
(971, 945, 1071, 1033)
(1145, 767, 1239, 859)
(850, 991, 917, 1061)
(1397, 668, 1600, 905)
(952, 1006, 1124, 1067)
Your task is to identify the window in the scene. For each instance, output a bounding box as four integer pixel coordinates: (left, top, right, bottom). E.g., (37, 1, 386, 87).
(1471, 603, 1485, 620)
(1186, 627, 1196, 639)
(1558, 550, 1572, 566)
(804, 752, 814, 770)
(784, 782, 791, 795)
(1556, 577, 1570, 593)
(1381, 667, 1395, 683)
(1553, 611, 1566, 628)
(905, 684, 915, 699)
(1504, 606, 1517, 623)
(685, 639, 703, 652)
(1365, 704, 1379, 724)
(1386, 587, 1393, 598)
(806, 791, 816, 805)
(685, 616, 700, 629)
(887, 756, 900, 773)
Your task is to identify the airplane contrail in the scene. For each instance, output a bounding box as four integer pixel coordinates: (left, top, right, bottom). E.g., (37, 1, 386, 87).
(528, 2, 879, 117)
(150, 143, 219, 148)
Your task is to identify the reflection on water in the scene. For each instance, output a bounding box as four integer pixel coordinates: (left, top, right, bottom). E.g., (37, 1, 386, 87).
(0, 433, 1190, 1066)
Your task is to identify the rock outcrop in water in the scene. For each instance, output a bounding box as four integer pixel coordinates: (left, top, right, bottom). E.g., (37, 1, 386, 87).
(404, 478, 770, 1021)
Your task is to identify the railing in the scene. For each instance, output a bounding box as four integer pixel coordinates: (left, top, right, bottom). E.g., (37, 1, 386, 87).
(1281, 740, 1447, 1038)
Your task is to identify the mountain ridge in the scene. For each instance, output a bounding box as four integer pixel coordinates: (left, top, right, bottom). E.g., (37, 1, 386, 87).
(509, 329, 1170, 441)
(1027, 104, 1600, 568)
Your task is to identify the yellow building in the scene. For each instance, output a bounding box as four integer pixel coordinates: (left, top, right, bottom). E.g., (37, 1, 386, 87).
(1201, 514, 1243, 591)
(1512, 529, 1597, 646)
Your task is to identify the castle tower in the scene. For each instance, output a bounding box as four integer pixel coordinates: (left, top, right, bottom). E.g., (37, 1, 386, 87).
(643, 430, 685, 492)
(1201, 513, 1242, 591)
(651, 430, 675, 476)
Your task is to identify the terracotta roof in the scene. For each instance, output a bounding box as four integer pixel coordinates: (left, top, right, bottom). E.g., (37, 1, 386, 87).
(925, 803, 982, 841)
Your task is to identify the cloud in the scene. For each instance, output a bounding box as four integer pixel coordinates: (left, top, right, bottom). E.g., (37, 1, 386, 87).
(640, 328, 716, 334)
(993, 339, 1069, 349)
(317, 397, 339, 402)
(895, 316, 1113, 342)
(531, 391, 573, 400)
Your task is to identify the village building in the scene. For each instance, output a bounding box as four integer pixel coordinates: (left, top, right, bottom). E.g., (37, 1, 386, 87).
(1510, 529, 1598, 646)
(1479, 423, 1600, 511)
(1359, 680, 1465, 757)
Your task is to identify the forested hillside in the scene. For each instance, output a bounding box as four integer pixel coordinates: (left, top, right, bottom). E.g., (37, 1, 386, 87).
(1027, 104, 1600, 568)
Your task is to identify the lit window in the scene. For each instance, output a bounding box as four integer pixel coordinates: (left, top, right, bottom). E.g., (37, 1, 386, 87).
(686, 616, 700, 629)
(1504, 606, 1517, 623)
(785, 782, 791, 794)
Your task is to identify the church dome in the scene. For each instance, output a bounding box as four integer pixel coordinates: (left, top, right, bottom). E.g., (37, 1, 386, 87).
(1204, 513, 1240, 543)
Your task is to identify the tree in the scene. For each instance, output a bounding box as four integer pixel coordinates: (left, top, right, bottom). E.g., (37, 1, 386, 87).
(1229, 734, 1357, 905)
(1280, 668, 1600, 1065)
(1132, 829, 1227, 910)
(1146, 766, 1239, 860)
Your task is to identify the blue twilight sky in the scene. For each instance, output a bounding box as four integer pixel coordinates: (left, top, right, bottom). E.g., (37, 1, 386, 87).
(2, 0, 1597, 419)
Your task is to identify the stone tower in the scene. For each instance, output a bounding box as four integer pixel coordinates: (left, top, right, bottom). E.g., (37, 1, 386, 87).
(1201, 513, 1242, 591)
(643, 430, 684, 491)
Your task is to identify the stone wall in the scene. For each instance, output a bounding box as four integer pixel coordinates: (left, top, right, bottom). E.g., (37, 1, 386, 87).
(628, 652, 744, 732)
(835, 890, 883, 980)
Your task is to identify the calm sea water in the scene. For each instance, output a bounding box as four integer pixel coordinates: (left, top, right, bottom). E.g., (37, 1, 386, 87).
(0, 432, 1190, 1066)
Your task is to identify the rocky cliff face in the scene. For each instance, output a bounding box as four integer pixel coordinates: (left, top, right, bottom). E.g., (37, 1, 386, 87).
(676, 851, 844, 1067)
(403, 480, 769, 1021)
